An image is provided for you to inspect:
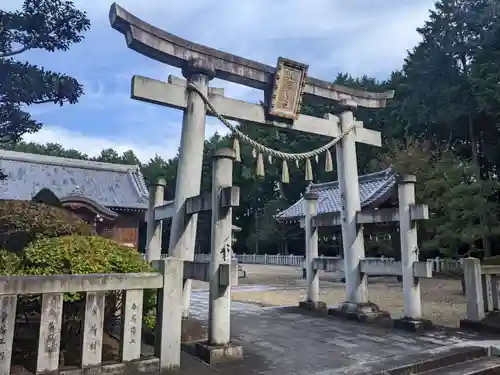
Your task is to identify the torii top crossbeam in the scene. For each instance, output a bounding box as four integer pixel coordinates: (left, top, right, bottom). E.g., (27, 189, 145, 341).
(109, 3, 394, 109)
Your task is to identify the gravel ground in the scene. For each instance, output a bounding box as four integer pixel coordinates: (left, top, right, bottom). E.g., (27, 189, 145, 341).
(232, 278, 466, 328)
(197, 264, 465, 328)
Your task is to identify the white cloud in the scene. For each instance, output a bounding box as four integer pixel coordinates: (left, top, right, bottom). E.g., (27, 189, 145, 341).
(325, 2, 433, 77)
(2, 0, 435, 76)
(22, 121, 230, 162)
(4, 0, 437, 156)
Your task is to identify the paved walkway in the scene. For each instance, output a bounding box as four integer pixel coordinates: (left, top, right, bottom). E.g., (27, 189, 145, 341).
(163, 289, 491, 374)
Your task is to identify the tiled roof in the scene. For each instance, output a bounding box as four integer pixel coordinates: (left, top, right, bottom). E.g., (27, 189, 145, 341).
(0, 150, 149, 210)
(275, 168, 396, 221)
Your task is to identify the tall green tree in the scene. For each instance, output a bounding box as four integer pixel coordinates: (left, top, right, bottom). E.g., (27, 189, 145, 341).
(0, 0, 90, 142)
(400, 0, 500, 175)
(379, 138, 500, 257)
(397, 0, 500, 255)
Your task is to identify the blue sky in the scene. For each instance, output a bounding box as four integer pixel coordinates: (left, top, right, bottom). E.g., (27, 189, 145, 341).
(3, 0, 435, 161)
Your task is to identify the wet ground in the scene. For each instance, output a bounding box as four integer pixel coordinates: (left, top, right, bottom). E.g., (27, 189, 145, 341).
(142, 288, 492, 374)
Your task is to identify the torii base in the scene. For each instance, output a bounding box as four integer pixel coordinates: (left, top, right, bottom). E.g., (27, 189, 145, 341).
(299, 300, 328, 313)
(460, 312, 500, 335)
(181, 317, 208, 343)
(394, 317, 433, 333)
(194, 341, 243, 364)
(328, 301, 390, 323)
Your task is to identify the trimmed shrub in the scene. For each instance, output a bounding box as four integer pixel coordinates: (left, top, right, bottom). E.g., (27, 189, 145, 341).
(23, 235, 151, 275)
(18, 235, 154, 361)
(0, 249, 23, 275)
(0, 200, 93, 253)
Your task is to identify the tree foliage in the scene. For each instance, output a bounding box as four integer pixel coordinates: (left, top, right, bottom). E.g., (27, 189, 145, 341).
(4, 0, 500, 258)
(23, 235, 151, 276)
(379, 138, 500, 256)
(0, 200, 92, 253)
(0, 0, 90, 141)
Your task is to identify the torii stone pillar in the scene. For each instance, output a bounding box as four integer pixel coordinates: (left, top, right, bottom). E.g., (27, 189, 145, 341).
(336, 101, 369, 308)
(168, 59, 215, 318)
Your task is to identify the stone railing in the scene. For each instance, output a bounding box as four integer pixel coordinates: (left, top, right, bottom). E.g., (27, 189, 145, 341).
(462, 257, 500, 323)
(235, 254, 306, 266)
(152, 253, 461, 273)
(427, 256, 462, 274)
(233, 254, 460, 274)
(0, 259, 189, 375)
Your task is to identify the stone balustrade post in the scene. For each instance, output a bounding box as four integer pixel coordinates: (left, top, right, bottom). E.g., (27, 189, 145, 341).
(463, 257, 485, 322)
(153, 258, 184, 370)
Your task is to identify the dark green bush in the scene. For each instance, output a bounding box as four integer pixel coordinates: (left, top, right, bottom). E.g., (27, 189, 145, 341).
(17, 235, 154, 359)
(0, 249, 23, 275)
(0, 200, 93, 253)
(23, 235, 151, 276)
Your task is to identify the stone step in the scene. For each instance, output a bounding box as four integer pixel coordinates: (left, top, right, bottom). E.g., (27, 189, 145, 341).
(418, 357, 500, 374)
(355, 346, 489, 375)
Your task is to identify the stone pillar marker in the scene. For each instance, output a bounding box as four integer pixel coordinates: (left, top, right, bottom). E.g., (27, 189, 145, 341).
(36, 293, 63, 373)
(393, 174, 433, 332)
(209, 148, 233, 346)
(195, 148, 243, 363)
(168, 58, 215, 317)
(0, 295, 17, 375)
(337, 101, 368, 305)
(146, 177, 166, 262)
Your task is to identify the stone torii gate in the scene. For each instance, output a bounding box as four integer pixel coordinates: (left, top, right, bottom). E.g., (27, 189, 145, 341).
(109, 2, 395, 317)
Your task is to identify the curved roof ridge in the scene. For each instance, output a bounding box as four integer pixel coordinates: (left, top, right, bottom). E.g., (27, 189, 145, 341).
(359, 167, 394, 182)
(274, 198, 305, 220)
(362, 173, 397, 207)
(309, 167, 393, 191)
(275, 167, 397, 221)
(0, 149, 142, 173)
(60, 194, 119, 220)
(127, 170, 149, 200)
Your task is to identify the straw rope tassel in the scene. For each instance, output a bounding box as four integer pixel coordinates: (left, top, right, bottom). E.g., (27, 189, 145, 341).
(233, 137, 241, 162)
(305, 158, 313, 181)
(281, 159, 290, 183)
(256, 153, 265, 177)
(324, 149, 333, 172)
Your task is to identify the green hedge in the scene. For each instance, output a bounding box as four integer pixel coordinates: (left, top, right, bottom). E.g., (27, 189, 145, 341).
(23, 235, 151, 275)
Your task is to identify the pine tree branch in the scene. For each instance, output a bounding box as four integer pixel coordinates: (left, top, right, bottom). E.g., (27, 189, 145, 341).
(0, 44, 31, 58)
(31, 98, 68, 104)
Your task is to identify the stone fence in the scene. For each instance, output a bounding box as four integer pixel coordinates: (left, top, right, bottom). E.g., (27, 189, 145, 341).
(0, 258, 207, 375)
(428, 256, 463, 274)
(188, 253, 461, 274)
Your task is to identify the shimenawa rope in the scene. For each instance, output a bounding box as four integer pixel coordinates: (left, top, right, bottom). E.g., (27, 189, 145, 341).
(187, 82, 356, 182)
